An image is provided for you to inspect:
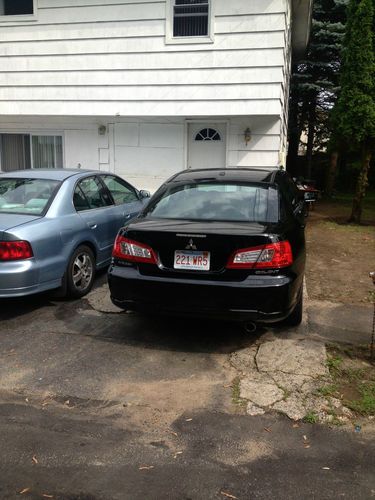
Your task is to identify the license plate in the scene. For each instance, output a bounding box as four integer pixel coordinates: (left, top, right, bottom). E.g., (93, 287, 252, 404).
(174, 250, 210, 271)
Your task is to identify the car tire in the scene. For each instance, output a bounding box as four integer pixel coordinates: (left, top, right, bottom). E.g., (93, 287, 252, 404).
(66, 245, 96, 298)
(285, 288, 303, 326)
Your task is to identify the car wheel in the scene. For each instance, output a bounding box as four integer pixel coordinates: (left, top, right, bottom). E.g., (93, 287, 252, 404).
(285, 288, 303, 326)
(66, 245, 95, 298)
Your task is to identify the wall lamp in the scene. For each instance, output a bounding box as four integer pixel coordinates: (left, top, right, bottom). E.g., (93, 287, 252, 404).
(244, 127, 252, 145)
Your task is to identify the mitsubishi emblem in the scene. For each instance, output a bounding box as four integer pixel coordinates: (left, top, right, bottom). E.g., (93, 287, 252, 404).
(185, 239, 197, 250)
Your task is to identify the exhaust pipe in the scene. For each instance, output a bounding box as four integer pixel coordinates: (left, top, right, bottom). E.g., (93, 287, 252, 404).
(244, 322, 257, 333)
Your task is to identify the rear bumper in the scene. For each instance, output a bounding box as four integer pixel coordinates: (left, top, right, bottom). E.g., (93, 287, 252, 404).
(0, 259, 60, 298)
(108, 264, 302, 323)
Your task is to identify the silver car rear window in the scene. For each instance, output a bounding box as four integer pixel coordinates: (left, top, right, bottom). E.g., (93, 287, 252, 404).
(0, 178, 60, 216)
(145, 182, 278, 223)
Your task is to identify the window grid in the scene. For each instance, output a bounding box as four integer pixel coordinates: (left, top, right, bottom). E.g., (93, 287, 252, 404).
(195, 128, 221, 141)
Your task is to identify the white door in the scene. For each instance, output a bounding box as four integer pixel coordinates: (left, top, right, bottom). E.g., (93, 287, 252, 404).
(187, 123, 226, 169)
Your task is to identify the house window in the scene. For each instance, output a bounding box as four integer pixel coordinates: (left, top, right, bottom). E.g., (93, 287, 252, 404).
(195, 128, 221, 141)
(0, 133, 63, 172)
(173, 0, 209, 37)
(0, 0, 34, 16)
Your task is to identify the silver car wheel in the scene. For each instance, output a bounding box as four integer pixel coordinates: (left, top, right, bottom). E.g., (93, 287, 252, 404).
(72, 251, 93, 292)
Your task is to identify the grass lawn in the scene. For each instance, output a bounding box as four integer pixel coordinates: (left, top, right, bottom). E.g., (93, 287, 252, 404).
(321, 345, 375, 420)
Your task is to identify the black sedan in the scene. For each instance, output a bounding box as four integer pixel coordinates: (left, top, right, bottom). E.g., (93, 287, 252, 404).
(108, 168, 306, 327)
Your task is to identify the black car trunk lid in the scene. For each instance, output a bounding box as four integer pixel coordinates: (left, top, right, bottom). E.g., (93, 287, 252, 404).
(123, 218, 278, 278)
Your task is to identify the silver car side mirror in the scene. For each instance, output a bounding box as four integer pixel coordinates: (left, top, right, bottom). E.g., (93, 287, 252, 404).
(139, 190, 151, 199)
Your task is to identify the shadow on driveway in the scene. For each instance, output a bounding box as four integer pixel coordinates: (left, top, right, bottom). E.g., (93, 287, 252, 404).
(0, 270, 108, 321)
(0, 270, 268, 356)
(97, 312, 266, 354)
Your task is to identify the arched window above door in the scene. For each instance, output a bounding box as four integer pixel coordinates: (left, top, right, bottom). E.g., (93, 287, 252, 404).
(195, 128, 221, 141)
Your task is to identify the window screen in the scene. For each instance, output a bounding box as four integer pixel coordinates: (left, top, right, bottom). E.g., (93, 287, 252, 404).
(173, 0, 209, 37)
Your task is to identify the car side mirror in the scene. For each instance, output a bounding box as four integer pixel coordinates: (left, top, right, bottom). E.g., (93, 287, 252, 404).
(139, 190, 151, 199)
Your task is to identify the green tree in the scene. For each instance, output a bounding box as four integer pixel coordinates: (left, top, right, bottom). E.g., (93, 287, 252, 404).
(287, 0, 347, 178)
(332, 0, 375, 223)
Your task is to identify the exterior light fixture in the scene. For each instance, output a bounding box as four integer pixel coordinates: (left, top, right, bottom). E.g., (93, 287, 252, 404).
(244, 127, 251, 145)
(98, 125, 106, 135)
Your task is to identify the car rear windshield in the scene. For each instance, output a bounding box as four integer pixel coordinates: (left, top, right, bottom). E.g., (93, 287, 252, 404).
(144, 182, 278, 223)
(0, 178, 60, 215)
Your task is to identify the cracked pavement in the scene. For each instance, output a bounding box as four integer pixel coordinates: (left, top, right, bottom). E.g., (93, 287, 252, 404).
(231, 338, 344, 421)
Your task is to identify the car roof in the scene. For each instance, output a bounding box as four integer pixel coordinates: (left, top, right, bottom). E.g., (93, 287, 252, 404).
(0, 168, 101, 181)
(167, 168, 280, 184)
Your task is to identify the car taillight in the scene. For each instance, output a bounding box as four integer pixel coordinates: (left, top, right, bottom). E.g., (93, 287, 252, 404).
(0, 240, 34, 261)
(226, 241, 293, 269)
(112, 235, 157, 264)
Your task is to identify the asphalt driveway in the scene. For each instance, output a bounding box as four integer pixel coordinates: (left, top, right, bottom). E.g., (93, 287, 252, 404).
(0, 275, 374, 499)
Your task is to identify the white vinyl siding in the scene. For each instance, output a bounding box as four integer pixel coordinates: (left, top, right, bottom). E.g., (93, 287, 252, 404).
(0, 0, 299, 177)
(0, 114, 282, 186)
(0, 0, 290, 117)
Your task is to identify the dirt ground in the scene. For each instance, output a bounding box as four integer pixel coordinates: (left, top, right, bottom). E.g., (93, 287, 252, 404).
(305, 199, 375, 304)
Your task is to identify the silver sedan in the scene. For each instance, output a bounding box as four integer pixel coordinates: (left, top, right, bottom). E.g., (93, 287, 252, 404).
(0, 168, 150, 298)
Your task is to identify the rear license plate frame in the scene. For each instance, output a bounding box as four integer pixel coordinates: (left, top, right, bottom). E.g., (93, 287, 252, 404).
(174, 250, 210, 271)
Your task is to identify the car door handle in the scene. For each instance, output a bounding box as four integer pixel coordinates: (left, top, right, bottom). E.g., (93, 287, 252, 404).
(88, 223, 97, 229)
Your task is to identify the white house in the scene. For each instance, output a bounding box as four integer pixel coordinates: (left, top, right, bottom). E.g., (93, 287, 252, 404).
(0, 0, 312, 192)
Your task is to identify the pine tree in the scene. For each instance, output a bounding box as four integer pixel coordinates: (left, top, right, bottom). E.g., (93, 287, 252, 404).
(332, 0, 375, 223)
(287, 0, 347, 178)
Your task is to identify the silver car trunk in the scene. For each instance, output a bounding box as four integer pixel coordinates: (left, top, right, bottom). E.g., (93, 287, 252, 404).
(0, 214, 41, 240)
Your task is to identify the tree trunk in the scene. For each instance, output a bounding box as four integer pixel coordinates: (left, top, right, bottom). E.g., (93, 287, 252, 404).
(349, 143, 372, 223)
(325, 150, 339, 197)
(306, 96, 317, 179)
